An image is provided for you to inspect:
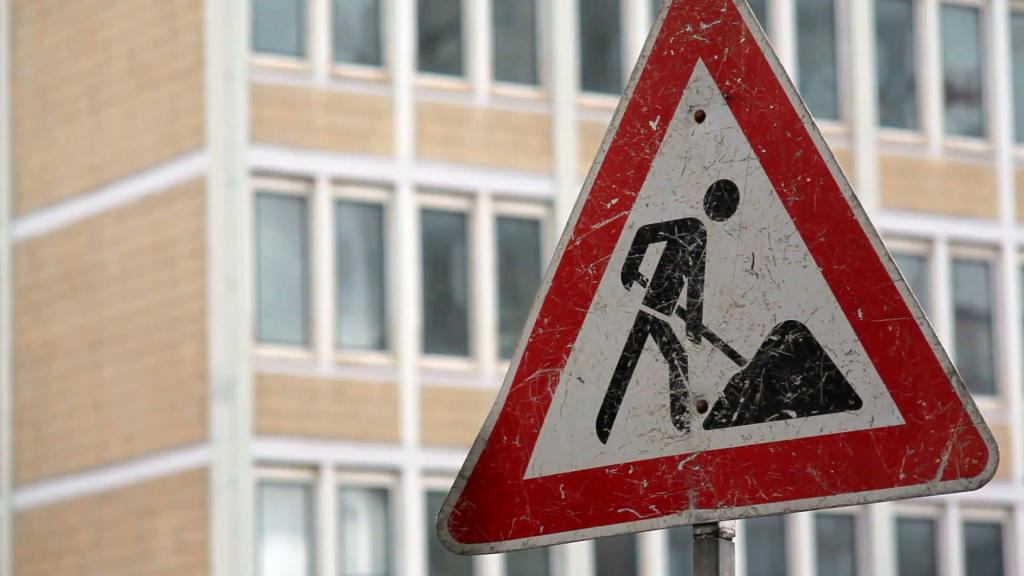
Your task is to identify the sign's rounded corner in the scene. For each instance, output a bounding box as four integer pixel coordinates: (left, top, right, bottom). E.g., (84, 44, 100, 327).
(970, 421, 1002, 490)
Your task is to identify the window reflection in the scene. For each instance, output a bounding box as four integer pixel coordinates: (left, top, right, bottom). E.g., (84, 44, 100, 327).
(952, 259, 996, 396)
(877, 0, 918, 129)
(580, 0, 623, 94)
(418, 0, 464, 76)
(942, 5, 985, 138)
(797, 0, 840, 120)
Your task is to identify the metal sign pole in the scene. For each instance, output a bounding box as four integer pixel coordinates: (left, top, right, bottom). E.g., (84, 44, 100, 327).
(693, 522, 736, 576)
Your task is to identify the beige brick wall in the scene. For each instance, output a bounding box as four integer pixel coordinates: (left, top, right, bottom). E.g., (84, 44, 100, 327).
(990, 423, 1012, 481)
(880, 154, 998, 219)
(14, 181, 207, 484)
(417, 102, 553, 172)
(11, 0, 205, 215)
(833, 148, 854, 178)
(579, 120, 609, 175)
(252, 83, 394, 156)
(256, 373, 400, 442)
(15, 470, 208, 576)
(421, 386, 497, 447)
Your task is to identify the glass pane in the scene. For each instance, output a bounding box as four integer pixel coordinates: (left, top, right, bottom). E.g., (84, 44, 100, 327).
(897, 517, 937, 576)
(257, 482, 314, 576)
(506, 547, 550, 576)
(877, 0, 918, 129)
(421, 208, 470, 356)
(418, 0, 464, 76)
(815, 514, 856, 576)
(749, 0, 769, 32)
(493, 0, 538, 85)
(256, 193, 310, 346)
(667, 526, 693, 576)
(253, 0, 306, 57)
(580, 0, 623, 94)
(338, 487, 390, 576)
(652, 0, 661, 20)
(745, 515, 788, 576)
(594, 534, 637, 576)
(964, 522, 1004, 576)
(497, 217, 543, 359)
(942, 5, 985, 138)
(333, 0, 382, 66)
(336, 201, 387, 351)
(427, 491, 473, 576)
(893, 253, 929, 316)
(952, 259, 996, 396)
(797, 0, 839, 120)
(1013, 13, 1024, 143)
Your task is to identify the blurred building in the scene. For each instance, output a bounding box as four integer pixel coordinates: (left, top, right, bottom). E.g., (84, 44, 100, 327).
(0, 0, 1023, 575)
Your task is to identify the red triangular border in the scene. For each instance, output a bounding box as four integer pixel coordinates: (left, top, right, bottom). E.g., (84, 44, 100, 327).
(439, 0, 997, 553)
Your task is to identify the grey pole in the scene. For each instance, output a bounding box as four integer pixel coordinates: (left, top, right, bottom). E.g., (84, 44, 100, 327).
(693, 522, 736, 576)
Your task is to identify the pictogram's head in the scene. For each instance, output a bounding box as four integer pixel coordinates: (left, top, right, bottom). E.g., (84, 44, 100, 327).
(703, 179, 740, 222)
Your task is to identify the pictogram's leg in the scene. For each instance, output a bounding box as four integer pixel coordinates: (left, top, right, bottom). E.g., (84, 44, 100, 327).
(596, 311, 690, 444)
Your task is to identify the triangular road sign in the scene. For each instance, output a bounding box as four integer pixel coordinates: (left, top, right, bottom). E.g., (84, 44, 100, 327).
(438, 0, 998, 554)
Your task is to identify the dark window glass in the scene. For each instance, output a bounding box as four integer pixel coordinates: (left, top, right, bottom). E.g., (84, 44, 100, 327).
(257, 482, 315, 576)
(896, 517, 937, 576)
(419, 0, 464, 76)
(253, 0, 306, 57)
(493, 0, 538, 84)
(497, 217, 543, 359)
(877, 0, 918, 129)
(580, 0, 623, 94)
(336, 200, 387, 351)
(256, 193, 310, 346)
(338, 487, 390, 576)
(952, 259, 996, 395)
(893, 253, 929, 316)
(942, 5, 986, 138)
(964, 522, 1004, 576)
(1012, 13, 1024, 143)
(506, 547, 550, 576)
(816, 514, 856, 576)
(797, 0, 840, 120)
(745, 515, 788, 576)
(427, 492, 473, 576)
(421, 209, 470, 356)
(667, 526, 693, 576)
(594, 534, 638, 576)
(749, 0, 769, 32)
(333, 0, 382, 66)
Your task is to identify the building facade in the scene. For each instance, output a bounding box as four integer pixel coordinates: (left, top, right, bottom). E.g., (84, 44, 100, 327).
(1, 0, 1024, 575)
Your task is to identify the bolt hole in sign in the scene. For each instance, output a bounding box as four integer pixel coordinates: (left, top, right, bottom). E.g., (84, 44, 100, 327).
(437, 0, 997, 554)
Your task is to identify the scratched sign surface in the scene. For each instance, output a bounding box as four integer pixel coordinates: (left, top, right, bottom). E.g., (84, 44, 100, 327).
(438, 0, 998, 555)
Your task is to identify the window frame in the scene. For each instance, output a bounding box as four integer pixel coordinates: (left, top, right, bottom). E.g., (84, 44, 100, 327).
(577, 0, 630, 107)
(334, 470, 399, 576)
(960, 506, 1011, 576)
(794, 0, 849, 132)
(332, 183, 395, 365)
(415, 0, 474, 90)
(253, 176, 317, 359)
(255, 467, 318, 576)
(493, 198, 553, 372)
(328, 0, 391, 81)
(948, 244, 1001, 403)
(939, 0, 992, 149)
(1010, 2, 1024, 155)
(490, 0, 547, 97)
(812, 508, 861, 576)
(418, 191, 478, 370)
(876, 0, 927, 141)
(250, 0, 315, 71)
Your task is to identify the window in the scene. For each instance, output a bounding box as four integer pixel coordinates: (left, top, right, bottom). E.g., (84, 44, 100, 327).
(667, 526, 693, 576)
(506, 547, 550, 576)
(748, 0, 769, 31)
(896, 517, 937, 576)
(942, 5, 985, 138)
(745, 515, 787, 576)
(797, 0, 840, 120)
(419, 0, 464, 76)
(964, 521, 1004, 576)
(336, 195, 388, 351)
(1011, 12, 1024, 143)
(253, 0, 307, 58)
(338, 486, 391, 576)
(580, 0, 623, 94)
(257, 482, 315, 576)
(421, 203, 471, 357)
(892, 251, 930, 316)
(952, 257, 996, 396)
(815, 514, 856, 576)
(594, 534, 638, 576)
(256, 190, 311, 347)
(877, 0, 918, 129)
(427, 491, 474, 576)
(493, 0, 539, 85)
(333, 0, 383, 67)
(496, 214, 544, 359)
